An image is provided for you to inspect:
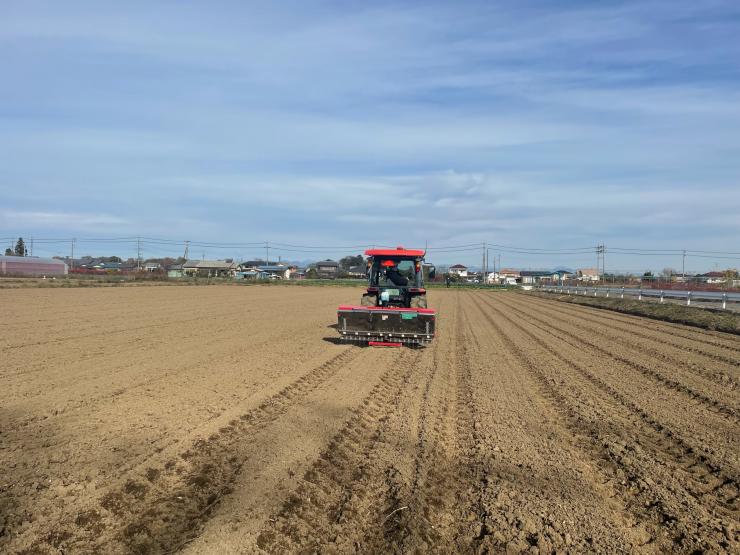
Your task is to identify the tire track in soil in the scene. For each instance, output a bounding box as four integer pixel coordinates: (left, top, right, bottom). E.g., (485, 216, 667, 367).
(14, 347, 363, 555)
(473, 293, 738, 553)
(526, 292, 740, 357)
(254, 347, 424, 554)
(386, 292, 486, 553)
(447, 296, 496, 553)
(515, 294, 740, 390)
(496, 294, 740, 419)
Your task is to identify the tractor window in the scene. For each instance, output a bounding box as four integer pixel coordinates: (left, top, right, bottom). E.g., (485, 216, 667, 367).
(373, 259, 417, 287)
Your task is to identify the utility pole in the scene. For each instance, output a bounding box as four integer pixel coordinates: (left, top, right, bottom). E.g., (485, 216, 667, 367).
(265, 241, 270, 265)
(137, 237, 143, 271)
(183, 240, 190, 261)
(602, 244, 606, 278)
(482, 242, 486, 284)
(70, 238, 76, 270)
(682, 249, 686, 281)
(595, 243, 606, 281)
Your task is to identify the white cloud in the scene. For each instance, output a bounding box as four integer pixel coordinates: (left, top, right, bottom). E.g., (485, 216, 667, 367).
(1, 210, 129, 229)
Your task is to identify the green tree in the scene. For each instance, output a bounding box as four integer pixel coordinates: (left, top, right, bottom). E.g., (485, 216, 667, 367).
(306, 267, 317, 279)
(339, 254, 364, 269)
(4, 248, 13, 256)
(14, 237, 27, 256)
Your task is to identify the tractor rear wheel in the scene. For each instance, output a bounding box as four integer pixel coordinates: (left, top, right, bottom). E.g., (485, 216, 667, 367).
(410, 296, 427, 309)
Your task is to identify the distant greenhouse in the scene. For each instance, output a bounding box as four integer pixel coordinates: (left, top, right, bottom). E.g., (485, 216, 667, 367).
(0, 256, 68, 276)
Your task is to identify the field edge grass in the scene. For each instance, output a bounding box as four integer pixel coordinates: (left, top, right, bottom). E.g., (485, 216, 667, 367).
(524, 290, 740, 335)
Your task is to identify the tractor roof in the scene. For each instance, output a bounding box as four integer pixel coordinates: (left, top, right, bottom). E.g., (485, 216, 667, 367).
(365, 247, 425, 258)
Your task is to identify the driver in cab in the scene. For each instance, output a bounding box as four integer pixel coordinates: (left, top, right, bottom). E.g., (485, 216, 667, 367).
(382, 260, 409, 287)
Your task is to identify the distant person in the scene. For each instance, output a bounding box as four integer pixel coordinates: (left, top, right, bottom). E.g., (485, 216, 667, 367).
(445, 274, 450, 288)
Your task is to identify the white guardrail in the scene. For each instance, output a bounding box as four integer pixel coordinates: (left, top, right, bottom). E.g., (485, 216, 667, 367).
(538, 285, 740, 310)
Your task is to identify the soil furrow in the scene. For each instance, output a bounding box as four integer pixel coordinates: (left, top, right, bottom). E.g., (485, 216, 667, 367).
(7, 347, 363, 554)
(464, 295, 641, 552)
(495, 294, 740, 417)
(524, 292, 740, 356)
(512, 293, 740, 387)
(480, 294, 740, 501)
(473, 294, 737, 552)
(4, 286, 739, 553)
(255, 348, 423, 554)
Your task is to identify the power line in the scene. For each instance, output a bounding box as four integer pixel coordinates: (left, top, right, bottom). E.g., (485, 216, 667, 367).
(2, 234, 739, 260)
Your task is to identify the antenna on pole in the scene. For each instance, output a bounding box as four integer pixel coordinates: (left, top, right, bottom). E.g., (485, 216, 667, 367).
(183, 240, 190, 260)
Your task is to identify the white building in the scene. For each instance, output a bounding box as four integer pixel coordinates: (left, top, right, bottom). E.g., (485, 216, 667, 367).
(449, 264, 468, 277)
(577, 268, 599, 282)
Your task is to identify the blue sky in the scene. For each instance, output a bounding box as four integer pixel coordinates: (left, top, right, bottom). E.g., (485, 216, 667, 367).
(1, 1, 739, 271)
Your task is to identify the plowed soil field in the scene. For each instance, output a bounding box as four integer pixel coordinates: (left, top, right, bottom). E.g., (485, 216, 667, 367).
(1, 286, 738, 554)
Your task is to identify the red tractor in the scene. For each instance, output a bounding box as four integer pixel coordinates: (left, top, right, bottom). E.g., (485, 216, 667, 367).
(337, 247, 436, 347)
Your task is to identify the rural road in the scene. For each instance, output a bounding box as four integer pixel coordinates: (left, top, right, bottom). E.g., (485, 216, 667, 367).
(1, 286, 738, 553)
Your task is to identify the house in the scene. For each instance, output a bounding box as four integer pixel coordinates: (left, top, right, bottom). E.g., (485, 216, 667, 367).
(449, 264, 468, 277)
(316, 259, 339, 279)
(346, 265, 367, 278)
(183, 259, 237, 277)
(144, 262, 161, 273)
(257, 265, 293, 280)
(577, 268, 599, 282)
(498, 269, 521, 285)
(553, 270, 574, 282)
(167, 264, 184, 278)
(520, 270, 557, 285)
(95, 261, 123, 272)
(237, 262, 296, 279)
(697, 272, 727, 284)
(235, 270, 270, 280)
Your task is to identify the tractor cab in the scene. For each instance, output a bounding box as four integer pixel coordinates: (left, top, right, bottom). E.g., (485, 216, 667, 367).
(363, 249, 432, 308)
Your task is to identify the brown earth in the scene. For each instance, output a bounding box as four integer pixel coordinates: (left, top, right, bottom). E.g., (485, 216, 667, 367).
(0, 286, 738, 554)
